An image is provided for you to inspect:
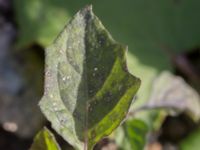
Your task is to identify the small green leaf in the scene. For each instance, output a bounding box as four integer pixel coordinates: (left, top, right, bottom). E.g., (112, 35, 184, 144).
(179, 128, 200, 150)
(39, 6, 140, 150)
(115, 119, 148, 150)
(30, 127, 60, 150)
(125, 120, 148, 150)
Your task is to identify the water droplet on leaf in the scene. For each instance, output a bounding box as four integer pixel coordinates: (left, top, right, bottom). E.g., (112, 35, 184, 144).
(66, 76, 71, 80)
(53, 102, 57, 106)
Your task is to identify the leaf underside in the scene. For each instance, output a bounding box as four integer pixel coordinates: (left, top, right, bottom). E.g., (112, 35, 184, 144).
(146, 71, 200, 121)
(39, 6, 140, 150)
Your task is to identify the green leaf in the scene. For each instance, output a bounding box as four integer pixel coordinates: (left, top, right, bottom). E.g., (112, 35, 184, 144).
(179, 128, 200, 150)
(115, 119, 148, 150)
(39, 6, 140, 150)
(30, 127, 60, 150)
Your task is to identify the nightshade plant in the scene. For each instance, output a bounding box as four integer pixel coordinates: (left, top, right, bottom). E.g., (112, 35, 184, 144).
(35, 5, 140, 150)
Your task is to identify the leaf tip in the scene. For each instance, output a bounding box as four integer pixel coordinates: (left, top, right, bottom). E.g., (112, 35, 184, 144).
(85, 4, 93, 11)
(80, 4, 93, 15)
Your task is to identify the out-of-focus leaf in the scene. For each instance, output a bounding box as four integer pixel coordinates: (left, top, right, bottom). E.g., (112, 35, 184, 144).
(30, 127, 60, 150)
(14, 0, 70, 47)
(179, 128, 200, 150)
(39, 6, 140, 150)
(141, 71, 200, 121)
(115, 119, 148, 150)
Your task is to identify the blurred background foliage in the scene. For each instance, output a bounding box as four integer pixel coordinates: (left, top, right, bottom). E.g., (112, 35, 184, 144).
(0, 0, 200, 149)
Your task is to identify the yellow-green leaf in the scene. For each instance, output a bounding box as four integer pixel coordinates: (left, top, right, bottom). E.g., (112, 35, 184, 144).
(30, 127, 60, 150)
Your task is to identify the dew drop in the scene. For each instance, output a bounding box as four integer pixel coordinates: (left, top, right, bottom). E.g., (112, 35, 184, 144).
(54, 107, 58, 111)
(62, 77, 66, 81)
(50, 94, 53, 98)
(77, 41, 81, 45)
(66, 76, 71, 80)
(94, 67, 98, 71)
(53, 102, 56, 106)
(59, 49, 63, 54)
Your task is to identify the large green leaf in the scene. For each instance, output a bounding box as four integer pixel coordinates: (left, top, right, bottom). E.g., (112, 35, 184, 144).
(30, 127, 60, 150)
(39, 6, 140, 150)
